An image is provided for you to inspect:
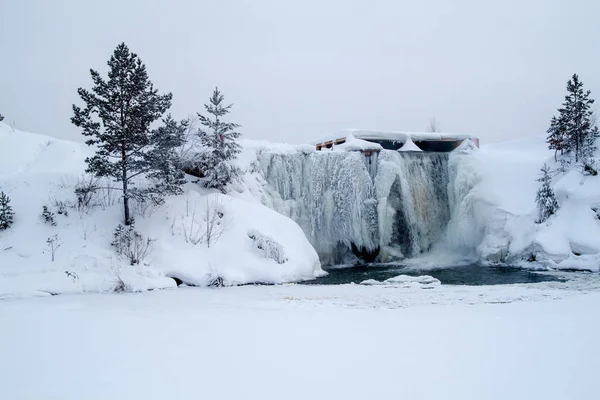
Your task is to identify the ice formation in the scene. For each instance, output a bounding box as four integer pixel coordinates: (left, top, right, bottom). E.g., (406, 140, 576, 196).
(258, 150, 450, 265)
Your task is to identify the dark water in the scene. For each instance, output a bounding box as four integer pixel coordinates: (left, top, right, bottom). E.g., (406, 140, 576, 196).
(304, 264, 565, 286)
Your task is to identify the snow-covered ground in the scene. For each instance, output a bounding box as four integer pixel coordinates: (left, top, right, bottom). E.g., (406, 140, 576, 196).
(2, 119, 599, 299)
(2, 121, 600, 399)
(0, 122, 324, 299)
(1, 279, 599, 400)
(446, 136, 600, 271)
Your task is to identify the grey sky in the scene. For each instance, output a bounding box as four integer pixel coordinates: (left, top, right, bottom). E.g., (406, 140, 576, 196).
(1, 0, 599, 144)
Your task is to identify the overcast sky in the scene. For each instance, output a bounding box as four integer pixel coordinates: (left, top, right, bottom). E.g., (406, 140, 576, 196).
(1, 0, 599, 144)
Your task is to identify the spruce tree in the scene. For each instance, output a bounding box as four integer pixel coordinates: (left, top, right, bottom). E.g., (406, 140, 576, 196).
(548, 74, 598, 165)
(196, 87, 242, 192)
(546, 115, 567, 161)
(72, 43, 183, 225)
(535, 164, 559, 223)
(0, 191, 14, 230)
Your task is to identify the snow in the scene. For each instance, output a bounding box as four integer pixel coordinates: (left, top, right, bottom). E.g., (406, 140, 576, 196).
(310, 129, 477, 146)
(1, 281, 600, 400)
(360, 274, 441, 288)
(397, 137, 422, 152)
(332, 136, 383, 152)
(2, 120, 600, 399)
(444, 135, 600, 271)
(0, 122, 324, 298)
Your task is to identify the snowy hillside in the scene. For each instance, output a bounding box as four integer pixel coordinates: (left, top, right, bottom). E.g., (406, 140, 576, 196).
(0, 122, 324, 299)
(446, 136, 600, 271)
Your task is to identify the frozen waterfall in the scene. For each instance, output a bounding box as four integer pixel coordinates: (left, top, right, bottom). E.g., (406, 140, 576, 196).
(259, 150, 451, 265)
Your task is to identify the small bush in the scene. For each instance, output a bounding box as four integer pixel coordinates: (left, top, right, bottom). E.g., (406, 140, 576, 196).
(45, 234, 62, 262)
(111, 224, 154, 266)
(56, 201, 69, 217)
(112, 274, 133, 293)
(582, 161, 598, 176)
(74, 174, 99, 212)
(0, 191, 15, 230)
(248, 230, 288, 264)
(207, 275, 226, 288)
(41, 205, 56, 226)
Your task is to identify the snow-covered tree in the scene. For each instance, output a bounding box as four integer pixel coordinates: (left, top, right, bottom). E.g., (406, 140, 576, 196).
(0, 191, 14, 230)
(546, 115, 567, 161)
(144, 115, 188, 197)
(580, 124, 599, 175)
(72, 43, 184, 225)
(535, 164, 559, 223)
(196, 87, 241, 192)
(0, 113, 4, 122)
(548, 74, 598, 166)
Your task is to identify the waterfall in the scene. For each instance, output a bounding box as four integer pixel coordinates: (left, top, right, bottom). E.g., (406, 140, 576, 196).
(259, 150, 450, 265)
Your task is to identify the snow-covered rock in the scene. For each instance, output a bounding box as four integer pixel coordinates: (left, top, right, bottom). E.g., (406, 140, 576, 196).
(444, 135, 600, 272)
(0, 122, 324, 298)
(360, 274, 441, 288)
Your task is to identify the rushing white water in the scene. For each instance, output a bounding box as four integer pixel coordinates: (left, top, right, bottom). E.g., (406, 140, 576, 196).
(259, 150, 450, 265)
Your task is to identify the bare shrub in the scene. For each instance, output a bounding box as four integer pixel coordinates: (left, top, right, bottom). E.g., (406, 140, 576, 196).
(179, 196, 230, 247)
(181, 204, 203, 245)
(74, 174, 100, 212)
(131, 196, 161, 219)
(203, 196, 229, 248)
(96, 179, 119, 210)
(248, 230, 288, 264)
(111, 224, 154, 266)
(45, 234, 62, 262)
(110, 266, 135, 293)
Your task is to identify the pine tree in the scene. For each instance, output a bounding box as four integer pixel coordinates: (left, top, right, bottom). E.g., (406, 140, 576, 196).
(535, 164, 559, 223)
(72, 43, 183, 225)
(196, 87, 242, 192)
(546, 115, 567, 161)
(0, 191, 14, 230)
(581, 124, 599, 175)
(549, 74, 597, 165)
(144, 115, 188, 199)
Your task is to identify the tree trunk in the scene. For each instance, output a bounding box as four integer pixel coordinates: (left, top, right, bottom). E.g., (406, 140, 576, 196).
(122, 146, 131, 225)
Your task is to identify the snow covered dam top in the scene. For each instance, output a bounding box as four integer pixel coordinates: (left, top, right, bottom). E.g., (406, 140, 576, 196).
(311, 130, 480, 153)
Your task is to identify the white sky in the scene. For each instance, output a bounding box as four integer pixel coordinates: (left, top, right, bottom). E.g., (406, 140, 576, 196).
(1, 0, 599, 144)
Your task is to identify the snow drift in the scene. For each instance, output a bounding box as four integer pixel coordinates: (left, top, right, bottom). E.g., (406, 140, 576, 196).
(0, 122, 323, 298)
(445, 137, 600, 271)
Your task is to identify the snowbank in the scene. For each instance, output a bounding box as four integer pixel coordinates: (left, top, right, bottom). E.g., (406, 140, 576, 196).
(0, 122, 323, 298)
(444, 136, 600, 271)
(360, 274, 441, 288)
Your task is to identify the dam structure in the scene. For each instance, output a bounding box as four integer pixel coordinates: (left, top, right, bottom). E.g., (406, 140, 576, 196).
(258, 130, 478, 265)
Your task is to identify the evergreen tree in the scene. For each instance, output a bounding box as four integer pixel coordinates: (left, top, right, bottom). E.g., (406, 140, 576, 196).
(0, 113, 4, 122)
(581, 124, 599, 175)
(535, 164, 559, 223)
(0, 191, 14, 230)
(546, 115, 567, 161)
(144, 115, 188, 200)
(548, 74, 598, 165)
(72, 43, 183, 225)
(196, 87, 241, 192)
